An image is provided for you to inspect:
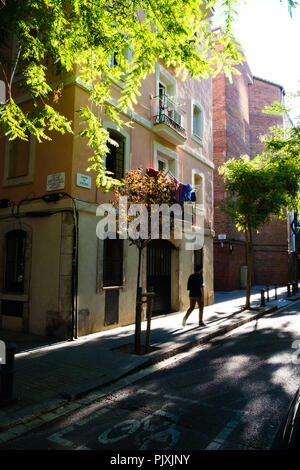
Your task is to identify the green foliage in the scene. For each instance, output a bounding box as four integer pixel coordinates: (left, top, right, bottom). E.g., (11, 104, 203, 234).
(262, 101, 288, 116)
(219, 125, 300, 233)
(0, 0, 245, 189)
(114, 167, 178, 209)
(280, 0, 299, 16)
(0, 98, 72, 141)
(0, 0, 298, 189)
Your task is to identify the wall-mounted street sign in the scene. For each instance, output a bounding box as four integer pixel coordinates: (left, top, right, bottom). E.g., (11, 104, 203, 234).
(76, 173, 91, 189)
(218, 234, 226, 240)
(47, 172, 65, 191)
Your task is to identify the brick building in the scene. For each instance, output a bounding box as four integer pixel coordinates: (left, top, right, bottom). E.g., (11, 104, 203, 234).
(213, 55, 294, 291)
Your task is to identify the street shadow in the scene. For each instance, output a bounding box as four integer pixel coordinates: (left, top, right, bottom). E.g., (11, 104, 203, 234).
(1, 305, 299, 450)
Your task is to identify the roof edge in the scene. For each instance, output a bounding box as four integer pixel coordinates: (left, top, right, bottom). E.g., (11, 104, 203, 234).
(252, 76, 285, 95)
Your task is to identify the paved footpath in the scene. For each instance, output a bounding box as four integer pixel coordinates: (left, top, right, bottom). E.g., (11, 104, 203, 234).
(0, 284, 299, 444)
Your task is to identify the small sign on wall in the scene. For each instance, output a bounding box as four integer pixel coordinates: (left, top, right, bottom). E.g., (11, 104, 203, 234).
(218, 234, 226, 240)
(47, 172, 65, 191)
(76, 173, 91, 189)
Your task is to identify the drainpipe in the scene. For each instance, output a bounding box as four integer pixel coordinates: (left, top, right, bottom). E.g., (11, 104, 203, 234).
(72, 204, 79, 340)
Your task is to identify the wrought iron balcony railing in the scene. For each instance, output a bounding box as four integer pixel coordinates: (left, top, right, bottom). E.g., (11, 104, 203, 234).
(152, 95, 186, 138)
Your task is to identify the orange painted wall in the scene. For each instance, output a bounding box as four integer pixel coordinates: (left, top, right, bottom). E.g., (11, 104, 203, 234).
(0, 85, 75, 203)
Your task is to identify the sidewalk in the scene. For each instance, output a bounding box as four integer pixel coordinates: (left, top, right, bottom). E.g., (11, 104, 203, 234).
(0, 284, 299, 441)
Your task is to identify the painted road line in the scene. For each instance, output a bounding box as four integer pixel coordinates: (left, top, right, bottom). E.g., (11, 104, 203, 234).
(205, 419, 240, 450)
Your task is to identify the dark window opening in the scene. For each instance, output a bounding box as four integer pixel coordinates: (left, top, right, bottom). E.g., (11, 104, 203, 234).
(2, 300, 23, 317)
(103, 239, 123, 287)
(106, 130, 125, 180)
(194, 248, 203, 271)
(8, 137, 30, 178)
(5, 230, 26, 293)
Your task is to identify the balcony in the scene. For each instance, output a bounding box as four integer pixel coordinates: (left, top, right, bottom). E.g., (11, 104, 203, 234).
(152, 95, 187, 145)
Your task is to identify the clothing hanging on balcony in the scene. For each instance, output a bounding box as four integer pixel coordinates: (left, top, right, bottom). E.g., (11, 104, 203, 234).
(183, 184, 193, 202)
(175, 183, 198, 204)
(176, 183, 185, 205)
(147, 167, 196, 204)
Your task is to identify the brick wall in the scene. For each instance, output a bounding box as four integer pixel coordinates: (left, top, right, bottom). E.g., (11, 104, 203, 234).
(213, 67, 290, 291)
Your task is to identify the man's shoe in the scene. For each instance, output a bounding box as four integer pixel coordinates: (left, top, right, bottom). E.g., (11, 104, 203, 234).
(199, 321, 206, 327)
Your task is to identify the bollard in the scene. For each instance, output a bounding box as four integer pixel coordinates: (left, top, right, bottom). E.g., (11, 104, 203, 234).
(0, 343, 18, 406)
(260, 289, 266, 307)
(145, 288, 155, 354)
(266, 286, 270, 302)
(287, 283, 291, 298)
(274, 285, 278, 300)
(292, 281, 296, 297)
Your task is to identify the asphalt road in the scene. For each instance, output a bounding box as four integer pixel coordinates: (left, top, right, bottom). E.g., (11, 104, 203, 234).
(1, 302, 300, 452)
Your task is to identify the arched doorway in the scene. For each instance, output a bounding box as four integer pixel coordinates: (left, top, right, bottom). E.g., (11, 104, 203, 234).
(147, 240, 174, 316)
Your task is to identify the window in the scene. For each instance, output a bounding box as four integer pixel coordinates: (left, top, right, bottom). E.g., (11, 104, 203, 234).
(194, 248, 203, 271)
(5, 230, 26, 293)
(103, 239, 123, 287)
(7, 137, 30, 178)
(3, 135, 36, 187)
(192, 102, 204, 142)
(154, 142, 178, 178)
(194, 173, 204, 206)
(108, 47, 132, 79)
(109, 53, 120, 68)
(158, 157, 168, 172)
(106, 130, 125, 180)
(192, 169, 205, 214)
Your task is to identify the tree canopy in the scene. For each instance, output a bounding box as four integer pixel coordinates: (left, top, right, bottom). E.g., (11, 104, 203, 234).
(0, 0, 298, 190)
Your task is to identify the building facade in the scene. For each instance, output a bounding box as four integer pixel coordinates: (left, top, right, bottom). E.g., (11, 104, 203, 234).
(213, 53, 294, 291)
(0, 57, 215, 338)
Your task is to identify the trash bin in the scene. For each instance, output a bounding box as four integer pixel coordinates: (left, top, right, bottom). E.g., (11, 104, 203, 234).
(0, 343, 18, 406)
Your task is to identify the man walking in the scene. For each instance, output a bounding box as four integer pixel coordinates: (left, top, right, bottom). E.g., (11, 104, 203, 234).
(182, 265, 205, 327)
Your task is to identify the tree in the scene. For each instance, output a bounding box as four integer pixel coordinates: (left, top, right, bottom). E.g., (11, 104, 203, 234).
(1, 1, 298, 190)
(113, 167, 178, 353)
(219, 144, 300, 309)
(0, 0, 246, 192)
(261, 123, 300, 288)
(0, 0, 281, 191)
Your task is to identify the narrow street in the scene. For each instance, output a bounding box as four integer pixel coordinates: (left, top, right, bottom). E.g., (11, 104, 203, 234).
(1, 302, 300, 452)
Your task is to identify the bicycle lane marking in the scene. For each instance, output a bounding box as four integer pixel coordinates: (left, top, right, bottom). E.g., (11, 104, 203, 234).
(47, 393, 187, 450)
(46, 389, 246, 450)
(97, 401, 184, 449)
(47, 406, 111, 449)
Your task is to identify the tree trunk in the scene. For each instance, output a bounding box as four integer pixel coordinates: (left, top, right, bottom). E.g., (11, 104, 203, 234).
(245, 225, 253, 310)
(134, 244, 143, 354)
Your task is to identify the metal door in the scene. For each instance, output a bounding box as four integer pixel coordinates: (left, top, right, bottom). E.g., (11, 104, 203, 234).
(147, 240, 172, 316)
(104, 289, 119, 326)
